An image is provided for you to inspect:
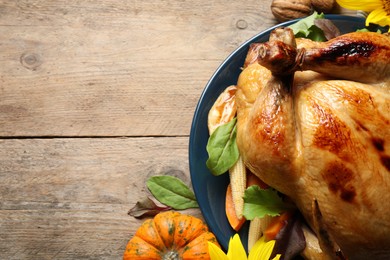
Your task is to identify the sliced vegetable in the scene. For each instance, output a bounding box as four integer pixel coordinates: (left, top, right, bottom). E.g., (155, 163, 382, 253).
(225, 183, 246, 231)
(208, 85, 237, 134)
(264, 211, 293, 241)
(248, 215, 275, 251)
(229, 155, 247, 219)
(246, 171, 269, 189)
(246, 173, 278, 250)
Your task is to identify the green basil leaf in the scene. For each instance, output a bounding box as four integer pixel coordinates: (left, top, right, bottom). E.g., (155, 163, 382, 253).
(243, 186, 287, 220)
(206, 118, 239, 176)
(288, 11, 327, 42)
(147, 175, 199, 210)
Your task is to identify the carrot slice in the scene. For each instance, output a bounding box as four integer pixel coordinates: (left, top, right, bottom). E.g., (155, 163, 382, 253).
(264, 211, 292, 241)
(225, 184, 246, 231)
(246, 171, 269, 189)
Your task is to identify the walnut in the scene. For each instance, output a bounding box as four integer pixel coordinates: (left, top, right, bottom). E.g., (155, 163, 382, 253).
(311, 0, 335, 13)
(271, 0, 313, 23)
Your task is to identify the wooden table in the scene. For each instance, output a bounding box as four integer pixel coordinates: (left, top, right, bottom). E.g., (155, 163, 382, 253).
(0, 1, 353, 259)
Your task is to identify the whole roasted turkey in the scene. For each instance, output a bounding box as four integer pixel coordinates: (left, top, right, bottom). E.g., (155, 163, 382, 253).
(235, 28, 390, 259)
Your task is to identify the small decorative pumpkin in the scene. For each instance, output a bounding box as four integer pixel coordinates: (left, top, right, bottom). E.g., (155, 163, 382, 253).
(123, 211, 220, 260)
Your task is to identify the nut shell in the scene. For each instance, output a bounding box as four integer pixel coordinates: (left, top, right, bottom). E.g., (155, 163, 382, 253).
(271, 0, 313, 22)
(311, 0, 335, 13)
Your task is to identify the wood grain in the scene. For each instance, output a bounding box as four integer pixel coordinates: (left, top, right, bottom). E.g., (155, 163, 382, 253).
(0, 137, 202, 259)
(0, 0, 356, 259)
(0, 0, 277, 137)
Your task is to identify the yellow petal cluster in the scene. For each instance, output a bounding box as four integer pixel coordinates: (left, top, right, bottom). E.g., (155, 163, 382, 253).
(337, 0, 390, 30)
(208, 234, 281, 260)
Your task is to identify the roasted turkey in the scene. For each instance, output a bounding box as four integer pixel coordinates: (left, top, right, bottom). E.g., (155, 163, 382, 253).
(235, 28, 390, 259)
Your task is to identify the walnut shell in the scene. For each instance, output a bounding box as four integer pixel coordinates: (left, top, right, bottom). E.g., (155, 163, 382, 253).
(311, 0, 335, 13)
(271, 0, 313, 22)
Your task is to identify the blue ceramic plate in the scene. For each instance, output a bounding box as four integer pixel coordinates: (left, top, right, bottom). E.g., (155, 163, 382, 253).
(189, 15, 366, 251)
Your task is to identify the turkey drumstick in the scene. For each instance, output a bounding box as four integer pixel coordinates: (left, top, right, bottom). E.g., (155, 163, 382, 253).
(255, 30, 390, 83)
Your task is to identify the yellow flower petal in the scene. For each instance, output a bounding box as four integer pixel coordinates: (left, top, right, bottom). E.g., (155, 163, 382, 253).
(227, 234, 248, 260)
(336, 0, 382, 12)
(248, 236, 279, 260)
(272, 254, 282, 260)
(208, 241, 229, 260)
(366, 8, 390, 27)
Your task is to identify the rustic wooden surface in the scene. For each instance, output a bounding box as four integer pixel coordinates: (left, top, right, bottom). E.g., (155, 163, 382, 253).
(0, 1, 354, 259)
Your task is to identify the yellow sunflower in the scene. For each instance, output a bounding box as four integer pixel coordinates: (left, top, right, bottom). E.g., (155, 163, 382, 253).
(336, 0, 390, 30)
(208, 234, 281, 260)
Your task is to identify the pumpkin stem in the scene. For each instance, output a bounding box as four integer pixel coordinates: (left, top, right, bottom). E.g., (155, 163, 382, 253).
(162, 250, 181, 260)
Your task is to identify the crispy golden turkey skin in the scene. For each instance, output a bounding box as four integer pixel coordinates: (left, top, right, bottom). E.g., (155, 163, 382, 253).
(236, 29, 390, 259)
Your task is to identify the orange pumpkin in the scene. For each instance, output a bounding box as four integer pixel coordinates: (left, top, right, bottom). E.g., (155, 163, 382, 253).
(123, 211, 220, 260)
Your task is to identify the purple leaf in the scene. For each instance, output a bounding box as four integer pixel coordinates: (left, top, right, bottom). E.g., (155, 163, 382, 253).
(314, 19, 341, 40)
(271, 211, 306, 260)
(128, 197, 172, 219)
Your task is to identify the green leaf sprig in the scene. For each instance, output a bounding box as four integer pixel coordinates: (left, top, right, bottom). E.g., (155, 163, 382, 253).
(147, 175, 199, 210)
(288, 11, 327, 41)
(206, 118, 239, 176)
(243, 186, 288, 220)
